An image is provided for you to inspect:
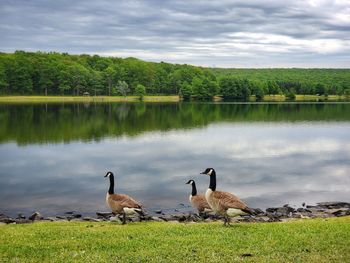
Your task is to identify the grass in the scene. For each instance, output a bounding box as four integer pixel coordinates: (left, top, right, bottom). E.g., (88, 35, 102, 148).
(0, 216, 349, 262)
(0, 95, 348, 104)
(0, 95, 180, 103)
(261, 94, 347, 102)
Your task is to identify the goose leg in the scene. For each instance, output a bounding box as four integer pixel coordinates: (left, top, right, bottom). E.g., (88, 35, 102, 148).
(122, 212, 127, 225)
(224, 215, 231, 226)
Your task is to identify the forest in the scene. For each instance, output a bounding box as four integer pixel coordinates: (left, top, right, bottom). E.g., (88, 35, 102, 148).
(0, 51, 349, 100)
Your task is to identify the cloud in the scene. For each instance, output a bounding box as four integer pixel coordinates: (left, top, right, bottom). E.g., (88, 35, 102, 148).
(0, 1, 349, 66)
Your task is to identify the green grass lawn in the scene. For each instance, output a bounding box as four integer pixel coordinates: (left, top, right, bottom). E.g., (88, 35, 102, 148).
(0, 216, 349, 262)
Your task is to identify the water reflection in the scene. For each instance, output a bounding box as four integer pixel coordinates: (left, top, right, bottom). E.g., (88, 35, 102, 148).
(0, 112, 349, 216)
(1, 102, 350, 144)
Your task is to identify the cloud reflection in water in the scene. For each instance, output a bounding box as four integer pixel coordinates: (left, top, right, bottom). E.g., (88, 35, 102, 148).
(0, 122, 349, 216)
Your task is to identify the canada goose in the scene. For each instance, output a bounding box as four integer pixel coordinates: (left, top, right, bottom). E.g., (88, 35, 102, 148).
(185, 179, 212, 215)
(104, 171, 143, 224)
(200, 168, 254, 226)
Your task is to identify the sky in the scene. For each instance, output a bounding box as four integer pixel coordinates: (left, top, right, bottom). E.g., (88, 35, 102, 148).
(0, 0, 350, 68)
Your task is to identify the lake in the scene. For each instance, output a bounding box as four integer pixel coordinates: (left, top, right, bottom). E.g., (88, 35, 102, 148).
(0, 102, 349, 216)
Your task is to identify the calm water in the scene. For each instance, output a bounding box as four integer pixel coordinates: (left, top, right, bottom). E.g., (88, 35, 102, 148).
(0, 102, 349, 216)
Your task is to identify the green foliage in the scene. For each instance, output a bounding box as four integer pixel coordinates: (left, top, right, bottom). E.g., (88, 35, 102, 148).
(179, 82, 192, 100)
(135, 84, 146, 100)
(0, 51, 349, 99)
(219, 76, 251, 100)
(191, 77, 207, 100)
(0, 63, 8, 93)
(115, 80, 129, 96)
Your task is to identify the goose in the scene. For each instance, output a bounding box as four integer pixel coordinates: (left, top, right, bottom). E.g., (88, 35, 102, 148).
(104, 171, 143, 224)
(185, 179, 212, 216)
(200, 168, 254, 226)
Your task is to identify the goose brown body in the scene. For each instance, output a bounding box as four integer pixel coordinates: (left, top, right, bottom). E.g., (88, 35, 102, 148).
(190, 194, 212, 213)
(201, 168, 253, 225)
(104, 171, 143, 223)
(186, 179, 212, 214)
(205, 189, 250, 216)
(106, 193, 142, 214)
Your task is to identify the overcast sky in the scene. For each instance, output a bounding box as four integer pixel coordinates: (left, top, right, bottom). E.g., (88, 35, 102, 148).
(1, 0, 349, 67)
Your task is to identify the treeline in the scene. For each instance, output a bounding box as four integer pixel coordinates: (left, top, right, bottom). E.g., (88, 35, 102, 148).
(0, 51, 349, 100)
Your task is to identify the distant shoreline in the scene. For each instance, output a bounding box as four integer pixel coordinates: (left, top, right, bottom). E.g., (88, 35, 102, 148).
(0, 94, 349, 103)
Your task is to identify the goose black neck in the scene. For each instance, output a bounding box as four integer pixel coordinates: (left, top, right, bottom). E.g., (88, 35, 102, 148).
(191, 182, 197, 196)
(209, 170, 216, 191)
(108, 174, 114, 194)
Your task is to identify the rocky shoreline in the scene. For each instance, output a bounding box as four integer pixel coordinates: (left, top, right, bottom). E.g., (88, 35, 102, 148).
(1, 202, 349, 225)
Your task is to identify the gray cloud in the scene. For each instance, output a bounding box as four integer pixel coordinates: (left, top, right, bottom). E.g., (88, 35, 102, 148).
(1, 0, 350, 67)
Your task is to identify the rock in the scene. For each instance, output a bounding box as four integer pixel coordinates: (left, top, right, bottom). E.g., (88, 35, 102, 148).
(46, 217, 59, 222)
(332, 209, 350, 217)
(130, 216, 141, 222)
(17, 213, 26, 219)
(306, 205, 323, 209)
(96, 212, 113, 218)
(297, 208, 312, 213)
(55, 215, 66, 220)
(317, 202, 350, 209)
(109, 216, 122, 223)
(83, 217, 101, 222)
(174, 215, 187, 222)
(0, 214, 16, 224)
(150, 216, 163, 222)
(292, 214, 302, 219)
(266, 206, 295, 217)
(253, 208, 264, 215)
(29, 212, 43, 221)
(257, 216, 270, 222)
(65, 211, 75, 215)
(159, 215, 176, 222)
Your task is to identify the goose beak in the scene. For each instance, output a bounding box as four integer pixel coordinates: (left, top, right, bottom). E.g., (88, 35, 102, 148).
(200, 171, 206, 175)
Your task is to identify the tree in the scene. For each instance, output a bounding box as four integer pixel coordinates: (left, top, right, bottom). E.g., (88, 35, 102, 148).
(0, 63, 8, 94)
(104, 65, 116, 96)
(192, 77, 212, 101)
(135, 84, 146, 100)
(315, 83, 326, 95)
(38, 62, 56, 96)
(219, 76, 251, 100)
(267, 81, 281, 95)
(179, 82, 192, 101)
(115, 81, 129, 97)
(89, 70, 104, 96)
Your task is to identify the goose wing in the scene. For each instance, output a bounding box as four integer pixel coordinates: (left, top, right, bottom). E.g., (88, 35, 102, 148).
(212, 191, 248, 210)
(110, 193, 142, 208)
(192, 195, 211, 210)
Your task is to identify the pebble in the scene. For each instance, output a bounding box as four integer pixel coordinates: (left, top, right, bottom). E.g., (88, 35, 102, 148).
(28, 212, 43, 221)
(1, 201, 349, 224)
